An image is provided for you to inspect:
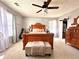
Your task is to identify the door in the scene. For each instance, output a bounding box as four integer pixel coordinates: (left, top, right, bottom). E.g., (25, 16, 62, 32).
(62, 19, 67, 38)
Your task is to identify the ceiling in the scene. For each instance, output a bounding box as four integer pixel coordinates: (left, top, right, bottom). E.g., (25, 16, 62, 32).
(0, 0, 79, 17)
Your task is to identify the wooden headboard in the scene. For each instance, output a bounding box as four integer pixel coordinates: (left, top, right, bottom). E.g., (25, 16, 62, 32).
(31, 23, 45, 29)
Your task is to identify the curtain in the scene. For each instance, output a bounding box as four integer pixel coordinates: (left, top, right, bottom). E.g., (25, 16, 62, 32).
(12, 15, 17, 43)
(0, 7, 15, 52)
(0, 32, 5, 52)
(49, 20, 58, 37)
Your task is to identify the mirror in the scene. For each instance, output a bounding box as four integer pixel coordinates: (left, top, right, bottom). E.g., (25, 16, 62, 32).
(71, 16, 79, 25)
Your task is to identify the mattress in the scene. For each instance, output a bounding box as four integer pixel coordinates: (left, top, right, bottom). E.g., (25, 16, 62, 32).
(25, 41, 51, 56)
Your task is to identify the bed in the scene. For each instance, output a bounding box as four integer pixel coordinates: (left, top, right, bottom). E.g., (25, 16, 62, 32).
(22, 23, 54, 50)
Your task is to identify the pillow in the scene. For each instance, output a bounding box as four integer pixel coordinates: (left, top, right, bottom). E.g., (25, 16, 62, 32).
(32, 29, 38, 32)
(32, 29, 44, 32)
(37, 29, 44, 32)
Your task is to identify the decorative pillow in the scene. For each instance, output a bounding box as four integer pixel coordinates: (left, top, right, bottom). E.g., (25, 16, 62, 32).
(32, 29, 44, 32)
(32, 29, 38, 32)
(37, 29, 44, 32)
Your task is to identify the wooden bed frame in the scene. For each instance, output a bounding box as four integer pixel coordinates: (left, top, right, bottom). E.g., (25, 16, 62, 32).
(31, 23, 45, 29)
(22, 23, 54, 50)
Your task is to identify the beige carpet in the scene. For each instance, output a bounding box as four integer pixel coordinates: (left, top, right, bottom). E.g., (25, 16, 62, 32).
(0, 38, 79, 59)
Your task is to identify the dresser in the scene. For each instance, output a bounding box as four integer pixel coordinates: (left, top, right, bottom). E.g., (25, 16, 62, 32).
(65, 16, 79, 48)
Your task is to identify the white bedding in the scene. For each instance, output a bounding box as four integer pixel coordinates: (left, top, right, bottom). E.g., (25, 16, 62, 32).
(25, 41, 51, 56)
(28, 32, 46, 34)
(28, 28, 47, 34)
(32, 29, 44, 32)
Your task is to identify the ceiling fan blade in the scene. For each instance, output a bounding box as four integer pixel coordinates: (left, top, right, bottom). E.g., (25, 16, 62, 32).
(47, 6, 59, 9)
(32, 4, 42, 8)
(36, 9, 42, 13)
(46, 0, 52, 6)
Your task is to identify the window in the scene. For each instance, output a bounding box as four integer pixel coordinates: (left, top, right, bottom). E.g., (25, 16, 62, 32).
(0, 7, 13, 37)
(6, 11, 13, 36)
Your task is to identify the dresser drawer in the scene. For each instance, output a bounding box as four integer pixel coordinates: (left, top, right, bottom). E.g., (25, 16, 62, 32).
(75, 40, 79, 48)
(71, 39, 77, 46)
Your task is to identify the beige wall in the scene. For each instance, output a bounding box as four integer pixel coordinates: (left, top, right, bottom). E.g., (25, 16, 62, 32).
(23, 8, 79, 38)
(23, 17, 59, 37)
(23, 17, 58, 29)
(58, 8, 79, 39)
(15, 15, 23, 41)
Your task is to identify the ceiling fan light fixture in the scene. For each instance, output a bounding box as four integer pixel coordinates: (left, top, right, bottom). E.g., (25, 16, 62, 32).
(44, 8, 48, 14)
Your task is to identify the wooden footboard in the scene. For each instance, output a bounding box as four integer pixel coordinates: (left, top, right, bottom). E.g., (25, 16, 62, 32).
(22, 33, 54, 50)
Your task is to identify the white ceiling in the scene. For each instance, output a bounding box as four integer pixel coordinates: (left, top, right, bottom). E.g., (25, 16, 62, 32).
(1, 0, 79, 17)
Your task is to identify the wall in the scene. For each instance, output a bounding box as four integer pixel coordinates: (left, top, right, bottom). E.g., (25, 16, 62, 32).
(15, 15, 23, 41)
(58, 8, 79, 39)
(23, 8, 79, 38)
(23, 17, 58, 29)
(49, 20, 59, 37)
(23, 17, 59, 37)
(23, 17, 50, 29)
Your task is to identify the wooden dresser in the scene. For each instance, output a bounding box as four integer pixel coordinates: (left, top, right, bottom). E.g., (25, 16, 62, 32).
(65, 16, 79, 48)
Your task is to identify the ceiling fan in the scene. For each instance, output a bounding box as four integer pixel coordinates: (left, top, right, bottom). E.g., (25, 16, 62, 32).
(32, 0, 59, 13)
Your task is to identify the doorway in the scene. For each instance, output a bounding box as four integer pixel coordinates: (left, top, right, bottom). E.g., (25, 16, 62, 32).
(62, 19, 67, 38)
